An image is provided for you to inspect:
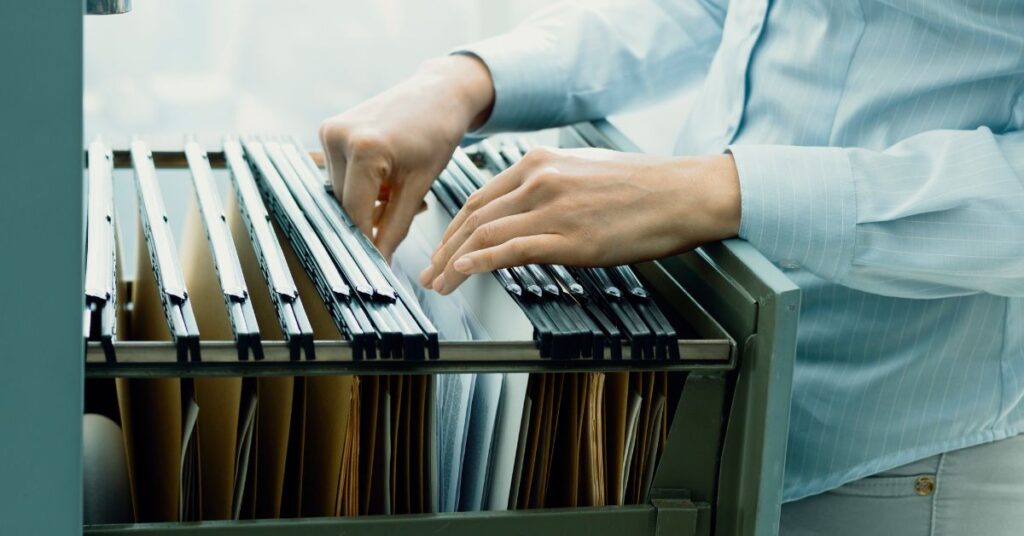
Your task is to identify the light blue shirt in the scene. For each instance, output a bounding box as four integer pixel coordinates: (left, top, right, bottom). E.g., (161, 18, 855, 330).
(459, 0, 1024, 502)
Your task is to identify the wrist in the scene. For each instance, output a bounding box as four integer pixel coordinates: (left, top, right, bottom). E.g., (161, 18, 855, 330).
(663, 154, 740, 245)
(417, 55, 495, 130)
(702, 154, 741, 240)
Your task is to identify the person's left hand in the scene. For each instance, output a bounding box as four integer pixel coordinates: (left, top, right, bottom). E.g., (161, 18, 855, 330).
(418, 146, 742, 295)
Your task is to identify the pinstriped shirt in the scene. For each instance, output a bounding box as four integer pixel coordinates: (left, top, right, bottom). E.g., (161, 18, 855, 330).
(459, 0, 1024, 501)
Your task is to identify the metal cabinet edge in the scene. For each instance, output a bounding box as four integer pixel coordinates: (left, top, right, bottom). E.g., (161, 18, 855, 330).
(565, 120, 800, 536)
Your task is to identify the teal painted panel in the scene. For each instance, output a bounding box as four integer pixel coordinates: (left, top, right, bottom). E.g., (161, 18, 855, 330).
(0, 1, 84, 534)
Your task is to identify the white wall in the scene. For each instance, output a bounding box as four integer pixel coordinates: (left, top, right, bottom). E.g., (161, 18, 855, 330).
(86, 0, 694, 274)
(85, 0, 553, 146)
(85, 0, 691, 152)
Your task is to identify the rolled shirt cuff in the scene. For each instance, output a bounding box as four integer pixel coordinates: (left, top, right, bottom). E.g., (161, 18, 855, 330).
(452, 28, 567, 136)
(728, 144, 858, 282)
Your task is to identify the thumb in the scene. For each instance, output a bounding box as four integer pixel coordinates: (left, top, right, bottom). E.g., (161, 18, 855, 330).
(341, 152, 387, 237)
(373, 178, 430, 259)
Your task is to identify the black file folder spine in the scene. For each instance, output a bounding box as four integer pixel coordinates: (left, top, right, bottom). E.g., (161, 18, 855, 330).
(224, 138, 315, 361)
(280, 141, 396, 302)
(466, 137, 687, 360)
(262, 140, 377, 302)
(242, 138, 378, 360)
(184, 141, 264, 361)
(84, 139, 117, 363)
(264, 138, 426, 360)
(130, 140, 201, 363)
(287, 138, 439, 361)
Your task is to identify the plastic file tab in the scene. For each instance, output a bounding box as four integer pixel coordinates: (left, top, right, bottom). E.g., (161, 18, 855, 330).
(280, 139, 396, 303)
(242, 138, 377, 359)
(263, 139, 375, 302)
(224, 138, 315, 361)
(287, 138, 438, 361)
(83, 138, 118, 363)
(130, 140, 201, 362)
(185, 141, 264, 361)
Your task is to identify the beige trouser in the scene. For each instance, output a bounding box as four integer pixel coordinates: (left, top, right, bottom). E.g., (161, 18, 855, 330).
(780, 434, 1024, 536)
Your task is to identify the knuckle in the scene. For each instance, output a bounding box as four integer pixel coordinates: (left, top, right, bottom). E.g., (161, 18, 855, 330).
(318, 119, 349, 145)
(476, 249, 496, 270)
(524, 168, 560, 194)
(346, 129, 387, 155)
(522, 146, 554, 165)
(318, 120, 334, 143)
(463, 192, 483, 212)
(463, 211, 483, 232)
(473, 221, 499, 247)
(509, 238, 535, 265)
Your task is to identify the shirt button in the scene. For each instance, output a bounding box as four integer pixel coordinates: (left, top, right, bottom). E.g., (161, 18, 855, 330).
(914, 476, 935, 496)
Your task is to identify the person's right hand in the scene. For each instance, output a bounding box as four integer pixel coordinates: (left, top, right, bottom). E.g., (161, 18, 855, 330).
(319, 54, 495, 259)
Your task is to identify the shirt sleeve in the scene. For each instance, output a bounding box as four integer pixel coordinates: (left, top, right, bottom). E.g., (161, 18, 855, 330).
(454, 0, 729, 135)
(729, 127, 1024, 299)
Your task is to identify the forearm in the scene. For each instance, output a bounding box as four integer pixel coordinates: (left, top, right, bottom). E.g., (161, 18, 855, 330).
(732, 127, 1024, 298)
(454, 0, 728, 134)
(413, 55, 495, 132)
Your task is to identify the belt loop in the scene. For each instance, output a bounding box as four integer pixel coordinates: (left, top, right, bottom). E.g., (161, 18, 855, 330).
(928, 452, 947, 536)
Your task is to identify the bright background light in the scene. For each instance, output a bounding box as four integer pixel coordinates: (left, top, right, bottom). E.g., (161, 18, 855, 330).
(85, 0, 694, 273)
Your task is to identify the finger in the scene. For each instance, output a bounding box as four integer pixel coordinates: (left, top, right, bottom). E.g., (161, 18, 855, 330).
(440, 160, 530, 244)
(319, 126, 348, 202)
(374, 179, 430, 259)
(453, 234, 568, 276)
(423, 186, 531, 286)
(342, 152, 387, 237)
(430, 213, 538, 295)
(417, 200, 428, 214)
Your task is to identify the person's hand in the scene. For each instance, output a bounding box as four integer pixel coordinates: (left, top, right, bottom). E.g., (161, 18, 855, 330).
(319, 55, 494, 258)
(418, 147, 741, 295)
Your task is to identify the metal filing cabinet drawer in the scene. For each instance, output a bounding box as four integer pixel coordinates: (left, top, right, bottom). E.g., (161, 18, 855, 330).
(0, 2, 798, 533)
(76, 122, 798, 536)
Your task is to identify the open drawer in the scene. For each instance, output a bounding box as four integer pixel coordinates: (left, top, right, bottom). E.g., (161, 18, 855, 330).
(82, 121, 798, 536)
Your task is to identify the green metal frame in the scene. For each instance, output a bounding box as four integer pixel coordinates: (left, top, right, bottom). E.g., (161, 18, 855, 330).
(563, 121, 800, 536)
(0, 2, 84, 535)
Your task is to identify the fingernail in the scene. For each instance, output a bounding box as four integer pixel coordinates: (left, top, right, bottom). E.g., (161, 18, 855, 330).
(418, 267, 433, 287)
(454, 256, 473, 273)
(431, 274, 446, 294)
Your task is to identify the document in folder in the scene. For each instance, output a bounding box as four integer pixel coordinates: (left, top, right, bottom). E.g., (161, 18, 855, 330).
(486, 373, 528, 511)
(604, 372, 630, 506)
(182, 203, 242, 521)
(437, 374, 475, 513)
(116, 223, 182, 522)
(582, 373, 607, 507)
(225, 194, 296, 520)
(458, 373, 503, 512)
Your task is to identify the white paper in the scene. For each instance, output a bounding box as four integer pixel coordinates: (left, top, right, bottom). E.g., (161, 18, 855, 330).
(179, 398, 200, 521)
(458, 373, 504, 512)
(619, 392, 644, 505)
(640, 394, 667, 503)
(508, 396, 533, 510)
(437, 374, 475, 512)
(232, 392, 258, 520)
(392, 230, 490, 514)
(485, 373, 529, 511)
